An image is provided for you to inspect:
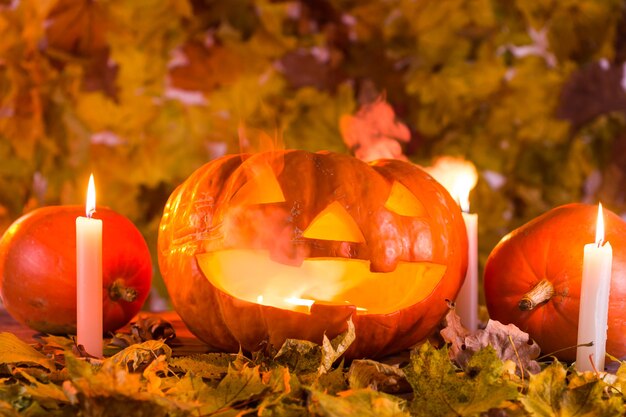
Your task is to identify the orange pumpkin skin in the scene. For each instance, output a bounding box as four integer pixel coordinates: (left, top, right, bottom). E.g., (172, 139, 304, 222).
(484, 203, 626, 362)
(0, 206, 153, 334)
(158, 150, 468, 359)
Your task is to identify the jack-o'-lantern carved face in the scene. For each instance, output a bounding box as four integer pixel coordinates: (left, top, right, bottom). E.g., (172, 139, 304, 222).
(158, 150, 467, 358)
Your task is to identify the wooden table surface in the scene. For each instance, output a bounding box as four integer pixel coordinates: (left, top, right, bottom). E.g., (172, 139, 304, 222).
(0, 307, 212, 356)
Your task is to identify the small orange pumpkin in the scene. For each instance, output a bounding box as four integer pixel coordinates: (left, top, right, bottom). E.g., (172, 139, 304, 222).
(484, 203, 626, 362)
(158, 150, 467, 358)
(0, 206, 152, 334)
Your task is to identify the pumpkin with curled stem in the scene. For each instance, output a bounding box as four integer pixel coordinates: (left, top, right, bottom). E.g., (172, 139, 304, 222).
(484, 203, 626, 362)
(0, 206, 152, 334)
(158, 150, 468, 359)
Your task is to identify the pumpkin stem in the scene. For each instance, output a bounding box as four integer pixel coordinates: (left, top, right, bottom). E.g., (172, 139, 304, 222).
(518, 279, 554, 311)
(109, 279, 138, 303)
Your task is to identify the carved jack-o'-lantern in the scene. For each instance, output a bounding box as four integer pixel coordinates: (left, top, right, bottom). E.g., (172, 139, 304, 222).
(158, 150, 467, 358)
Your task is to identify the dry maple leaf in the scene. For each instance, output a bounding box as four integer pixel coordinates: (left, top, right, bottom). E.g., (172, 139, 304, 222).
(439, 301, 471, 360)
(340, 95, 410, 162)
(348, 359, 411, 394)
(463, 320, 541, 377)
(440, 306, 541, 378)
(108, 315, 176, 351)
(130, 315, 176, 342)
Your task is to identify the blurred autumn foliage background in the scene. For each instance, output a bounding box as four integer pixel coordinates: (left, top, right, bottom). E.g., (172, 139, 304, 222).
(2, 0, 626, 304)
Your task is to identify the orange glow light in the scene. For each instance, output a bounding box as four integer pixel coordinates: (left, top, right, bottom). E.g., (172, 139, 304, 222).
(424, 157, 477, 212)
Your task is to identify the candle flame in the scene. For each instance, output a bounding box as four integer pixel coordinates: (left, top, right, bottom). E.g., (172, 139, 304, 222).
(595, 203, 605, 247)
(86, 174, 96, 218)
(424, 157, 477, 212)
(454, 175, 474, 213)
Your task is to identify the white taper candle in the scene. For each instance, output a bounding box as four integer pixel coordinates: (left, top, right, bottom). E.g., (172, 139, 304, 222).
(576, 203, 612, 372)
(76, 174, 103, 357)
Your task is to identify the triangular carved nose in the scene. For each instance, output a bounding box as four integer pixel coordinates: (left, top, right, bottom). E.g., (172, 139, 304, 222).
(302, 201, 365, 243)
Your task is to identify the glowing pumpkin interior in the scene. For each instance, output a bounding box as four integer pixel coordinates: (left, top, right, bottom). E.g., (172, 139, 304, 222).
(196, 168, 447, 315)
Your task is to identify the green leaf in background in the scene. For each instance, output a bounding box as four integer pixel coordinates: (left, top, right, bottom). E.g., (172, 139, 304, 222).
(517, 0, 621, 62)
(282, 84, 355, 154)
(249, 0, 298, 58)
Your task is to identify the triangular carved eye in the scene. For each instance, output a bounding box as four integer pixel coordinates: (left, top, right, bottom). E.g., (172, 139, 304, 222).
(384, 181, 425, 217)
(302, 201, 365, 243)
(231, 162, 286, 206)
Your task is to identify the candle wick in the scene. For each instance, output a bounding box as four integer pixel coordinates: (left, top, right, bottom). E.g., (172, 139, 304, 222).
(456, 196, 469, 214)
(597, 238, 604, 249)
(87, 208, 96, 218)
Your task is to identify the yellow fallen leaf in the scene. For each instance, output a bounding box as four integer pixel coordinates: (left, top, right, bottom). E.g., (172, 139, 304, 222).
(0, 332, 55, 372)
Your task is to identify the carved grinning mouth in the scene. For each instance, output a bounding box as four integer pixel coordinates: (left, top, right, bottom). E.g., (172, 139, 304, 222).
(196, 249, 446, 315)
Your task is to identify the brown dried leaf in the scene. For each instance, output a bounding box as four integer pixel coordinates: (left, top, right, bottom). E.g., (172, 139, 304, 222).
(319, 318, 355, 375)
(464, 320, 541, 377)
(108, 315, 176, 354)
(347, 359, 410, 394)
(439, 302, 471, 360)
(440, 308, 541, 377)
(130, 315, 176, 343)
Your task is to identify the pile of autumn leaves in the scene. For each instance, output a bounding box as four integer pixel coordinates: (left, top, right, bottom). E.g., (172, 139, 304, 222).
(1, 310, 625, 416)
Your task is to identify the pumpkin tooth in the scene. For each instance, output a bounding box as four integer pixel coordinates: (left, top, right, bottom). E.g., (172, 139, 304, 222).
(369, 256, 399, 273)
